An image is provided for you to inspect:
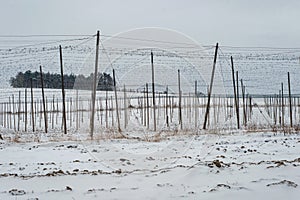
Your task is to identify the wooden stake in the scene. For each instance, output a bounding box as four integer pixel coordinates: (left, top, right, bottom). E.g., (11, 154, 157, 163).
(151, 51, 156, 131)
(281, 83, 284, 130)
(59, 46, 67, 135)
(146, 83, 150, 129)
(230, 56, 240, 129)
(24, 89, 27, 132)
(178, 69, 183, 130)
(111, 96, 114, 128)
(40, 66, 48, 133)
(240, 79, 246, 127)
(124, 85, 128, 128)
(288, 72, 293, 128)
(76, 90, 79, 130)
(105, 90, 108, 129)
(52, 95, 55, 130)
(203, 43, 218, 129)
(194, 81, 198, 128)
(166, 86, 169, 127)
(90, 30, 100, 138)
(113, 69, 121, 133)
(30, 79, 35, 132)
(12, 95, 16, 131)
(236, 71, 240, 127)
(17, 91, 21, 131)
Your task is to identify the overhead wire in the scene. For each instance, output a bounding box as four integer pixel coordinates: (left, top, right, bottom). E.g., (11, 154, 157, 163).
(1, 33, 300, 94)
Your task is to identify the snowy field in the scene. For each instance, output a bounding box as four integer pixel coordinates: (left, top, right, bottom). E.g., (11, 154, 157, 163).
(1, 29, 300, 199)
(1, 131, 299, 199)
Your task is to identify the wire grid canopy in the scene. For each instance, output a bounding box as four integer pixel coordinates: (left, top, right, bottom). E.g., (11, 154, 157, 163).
(75, 28, 226, 96)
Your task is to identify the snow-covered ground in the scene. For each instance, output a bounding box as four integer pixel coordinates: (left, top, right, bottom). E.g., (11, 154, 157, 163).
(1, 29, 300, 200)
(1, 131, 299, 199)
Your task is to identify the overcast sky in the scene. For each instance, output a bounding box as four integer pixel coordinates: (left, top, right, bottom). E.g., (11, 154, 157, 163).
(1, 0, 300, 47)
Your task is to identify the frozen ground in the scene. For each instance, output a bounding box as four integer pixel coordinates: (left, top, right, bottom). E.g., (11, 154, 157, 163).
(0, 131, 300, 199)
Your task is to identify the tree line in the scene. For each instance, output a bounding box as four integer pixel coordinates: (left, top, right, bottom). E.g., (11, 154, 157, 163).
(9, 70, 114, 91)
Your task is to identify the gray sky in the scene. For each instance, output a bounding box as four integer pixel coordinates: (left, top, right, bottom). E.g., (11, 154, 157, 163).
(1, 0, 300, 47)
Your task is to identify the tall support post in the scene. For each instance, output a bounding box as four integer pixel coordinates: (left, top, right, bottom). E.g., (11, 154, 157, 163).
(146, 83, 150, 129)
(178, 69, 183, 130)
(281, 82, 284, 130)
(195, 80, 197, 96)
(0, 103, 2, 127)
(12, 95, 16, 131)
(288, 72, 293, 128)
(76, 90, 79, 130)
(113, 69, 122, 133)
(194, 81, 198, 128)
(30, 78, 35, 132)
(151, 51, 156, 131)
(17, 91, 21, 131)
(59, 45, 67, 135)
(40, 65, 48, 133)
(231, 56, 240, 129)
(105, 90, 108, 129)
(90, 30, 100, 139)
(124, 85, 128, 129)
(236, 71, 240, 125)
(166, 86, 169, 127)
(203, 43, 218, 129)
(240, 79, 246, 127)
(25, 88, 27, 132)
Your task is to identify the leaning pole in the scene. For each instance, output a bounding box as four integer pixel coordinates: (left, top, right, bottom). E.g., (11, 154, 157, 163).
(203, 43, 219, 130)
(90, 30, 100, 139)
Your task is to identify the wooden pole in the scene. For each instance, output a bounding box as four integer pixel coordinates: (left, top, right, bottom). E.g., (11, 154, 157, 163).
(178, 69, 183, 130)
(9, 97, 11, 129)
(166, 86, 169, 127)
(203, 43, 218, 129)
(30, 78, 35, 132)
(12, 95, 16, 131)
(90, 30, 100, 139)
(194, 81, 198, 128)
(56, 98, 59, 125)
(25, 89, 27, 132)
(195, 80, 197, 96)
(100, 97, 103, 126)
(1, 103, 3, 127)
(230, 56, 240, 129)
(17, 91, 21, 131)
(241, 79, 246, 127)
(281, 83, 284, 130)
(249, 96, 252, 121)
(69, 97, 72, 127)
(288, 72, 293, 128)
(39, 99, 42, 128)
(59, 45, 67, 135)
(110, 96, 114, 128)
(157, 93, 160, 127)
(124, 85, 128, 128)
(0, 103, 2, 127)
(143, 87, 147, 126)
(105, 90, 108, 129)
(146, 83, 150, 129)
(76, 90, 79, 130)
(151, 51, 156, 131)
(4, 103, 6, 127)
(113, 69, 121, 133)
(0, 103, 3, 127)
(52, 95, 55, 129)
(236, 71, 240, 127)
(40, 66, 48, 133)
